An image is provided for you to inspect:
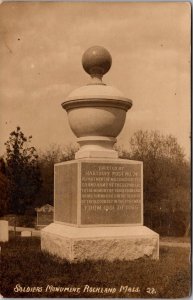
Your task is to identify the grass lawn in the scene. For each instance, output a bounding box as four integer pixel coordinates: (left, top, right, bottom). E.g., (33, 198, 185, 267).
(0, 236, 191, 298)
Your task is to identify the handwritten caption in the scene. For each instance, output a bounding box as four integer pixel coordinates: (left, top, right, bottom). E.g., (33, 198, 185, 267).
(14, 284, 156, 295)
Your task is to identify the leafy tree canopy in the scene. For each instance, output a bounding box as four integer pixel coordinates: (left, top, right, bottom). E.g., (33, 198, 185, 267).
(5, 126, 42, 214)
(117, 130, 190, 236)
(0, 157, 9, 216)
(36, 143, 78, 207)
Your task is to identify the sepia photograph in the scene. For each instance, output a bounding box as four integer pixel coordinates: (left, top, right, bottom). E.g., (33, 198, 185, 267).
(0, 1, 191, 298)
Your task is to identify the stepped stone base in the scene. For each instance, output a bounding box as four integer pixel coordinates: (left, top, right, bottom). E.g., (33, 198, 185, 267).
(41, 223, 159, 261)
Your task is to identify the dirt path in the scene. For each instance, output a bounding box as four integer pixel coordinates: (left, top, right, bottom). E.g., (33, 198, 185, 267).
(9, 226, 40, 236)
(160, 241, 191, 248)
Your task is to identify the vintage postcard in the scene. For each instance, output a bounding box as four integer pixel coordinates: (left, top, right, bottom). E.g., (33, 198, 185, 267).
(0, 1, 191, 298)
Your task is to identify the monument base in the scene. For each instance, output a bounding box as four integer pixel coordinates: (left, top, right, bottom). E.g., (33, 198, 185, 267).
(41, 223, 159, 261)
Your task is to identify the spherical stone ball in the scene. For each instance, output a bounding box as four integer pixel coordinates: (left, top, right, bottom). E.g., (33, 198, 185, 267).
(82, 46, 112, 76)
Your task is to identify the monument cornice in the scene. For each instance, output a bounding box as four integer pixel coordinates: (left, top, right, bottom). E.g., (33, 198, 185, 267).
(62, 98, 132, 111)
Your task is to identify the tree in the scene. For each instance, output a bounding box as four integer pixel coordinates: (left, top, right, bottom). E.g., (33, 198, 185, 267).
(4, 127, 42, 214)
(0, 158, 10, 216)
(117, 130, 190, 236)
(36, 143, 78, 207)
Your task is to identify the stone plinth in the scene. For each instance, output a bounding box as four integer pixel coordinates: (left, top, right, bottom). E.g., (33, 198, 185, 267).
(54, 159, 143, 226)
(41, 158, 159, 261)
(41, 223, 159, 261)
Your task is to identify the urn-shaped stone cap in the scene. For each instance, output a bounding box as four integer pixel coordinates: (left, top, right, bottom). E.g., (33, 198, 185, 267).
(61, 46, 133, 159)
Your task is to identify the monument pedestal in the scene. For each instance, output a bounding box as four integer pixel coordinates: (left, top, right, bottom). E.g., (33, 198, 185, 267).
(41, 158, 159, 261)
(41, 223, 159, 261)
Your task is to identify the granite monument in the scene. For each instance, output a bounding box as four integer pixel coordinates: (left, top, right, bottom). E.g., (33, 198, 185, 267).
(41, 46, 159, 261)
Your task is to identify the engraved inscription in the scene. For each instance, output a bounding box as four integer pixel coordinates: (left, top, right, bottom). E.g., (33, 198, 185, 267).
(81, 162, 142, 224)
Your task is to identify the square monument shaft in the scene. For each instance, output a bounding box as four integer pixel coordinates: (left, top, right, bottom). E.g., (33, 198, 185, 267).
(54, 159, 143, 226)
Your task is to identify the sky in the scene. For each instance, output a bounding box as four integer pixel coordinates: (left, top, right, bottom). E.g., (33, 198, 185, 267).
(0, 2, 191, 158)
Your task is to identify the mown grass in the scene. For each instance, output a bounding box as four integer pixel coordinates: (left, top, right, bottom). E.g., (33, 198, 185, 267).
(0, 237, 191, 298)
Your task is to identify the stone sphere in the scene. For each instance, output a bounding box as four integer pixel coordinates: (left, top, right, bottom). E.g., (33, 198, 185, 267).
(82, 46, 112, 76)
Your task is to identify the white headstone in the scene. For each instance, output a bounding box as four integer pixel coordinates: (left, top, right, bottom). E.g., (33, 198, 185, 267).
(21, 230, 31, 237)
(0, 220, 9, 242)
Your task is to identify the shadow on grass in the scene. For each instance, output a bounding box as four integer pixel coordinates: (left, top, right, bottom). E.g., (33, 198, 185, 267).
(0, 236, 191, 298)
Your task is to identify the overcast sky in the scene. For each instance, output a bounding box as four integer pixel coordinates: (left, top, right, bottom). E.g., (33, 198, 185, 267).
(0, 2, 191, 158)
